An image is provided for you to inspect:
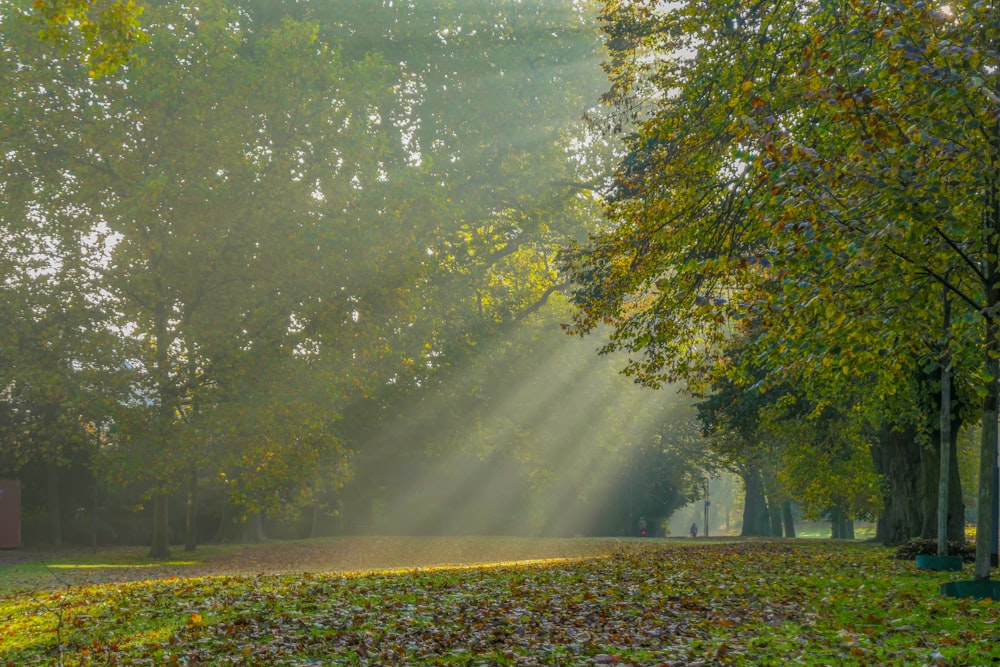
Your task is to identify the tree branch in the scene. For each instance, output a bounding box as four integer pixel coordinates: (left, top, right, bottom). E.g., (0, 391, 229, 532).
(516, 282, 568, 322)
(883, 243, 983, 316)
(933, 225, 987, 285)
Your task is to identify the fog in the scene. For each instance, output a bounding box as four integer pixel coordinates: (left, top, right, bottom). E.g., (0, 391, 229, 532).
(0, 0, 709, 549)
(338, 317, 705, 538)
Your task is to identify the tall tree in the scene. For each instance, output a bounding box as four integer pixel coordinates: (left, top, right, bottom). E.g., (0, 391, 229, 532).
(561, 0, 993, 563)
(4, 0, 417, 556)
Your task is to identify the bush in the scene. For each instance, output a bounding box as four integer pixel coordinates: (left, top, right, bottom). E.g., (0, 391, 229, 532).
(891, 537, 976, 563)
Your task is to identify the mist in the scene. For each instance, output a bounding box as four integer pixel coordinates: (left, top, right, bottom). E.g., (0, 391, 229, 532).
(0, 0, 712, 550)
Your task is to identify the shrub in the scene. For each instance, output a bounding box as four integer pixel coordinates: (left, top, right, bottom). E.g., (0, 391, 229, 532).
(891, 537, 976, 563)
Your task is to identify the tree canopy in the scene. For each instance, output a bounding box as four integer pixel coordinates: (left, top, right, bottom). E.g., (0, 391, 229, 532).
(3, 0, 706, 550)
(562, 0, 997, 564)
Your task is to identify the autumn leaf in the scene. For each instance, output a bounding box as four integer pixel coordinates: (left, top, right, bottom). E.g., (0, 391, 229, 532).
(3, 539, 998, 666)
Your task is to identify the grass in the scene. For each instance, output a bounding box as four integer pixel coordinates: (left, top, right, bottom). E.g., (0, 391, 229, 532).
(1, 537, 999, 665)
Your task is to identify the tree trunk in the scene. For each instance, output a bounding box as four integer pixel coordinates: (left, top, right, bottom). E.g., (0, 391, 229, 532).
(184, 462, 197, 552)
(91, 474, 99, 553)
(920, 354, 968, 547)
(214, 499, 228, 543)
(740, 465, 771, 536)
(45, 459, 62, 546)
(975, 316, 999, 579)
(829, 511, 853, 539)
(768, 503, 783, 537)
(947, 439, 965, 542)
(310, 503, 321, 539)
(782, 501, 796, 538)
(920, 437, 939, 539)
(937, 291, 953, 556)
(149, 303, 174, 561)
(871, 363, 967, 547)
(242, 512, 267, 542)
(149, 492, 171, 559)
(871, 424, 923, 543)
(975, 116, 1000, 580)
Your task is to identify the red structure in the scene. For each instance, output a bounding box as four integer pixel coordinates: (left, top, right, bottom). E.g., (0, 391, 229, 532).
(0, 480, 22, 549)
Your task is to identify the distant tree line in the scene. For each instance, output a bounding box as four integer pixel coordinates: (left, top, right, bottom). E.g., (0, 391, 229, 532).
(3, 0, 712, 554)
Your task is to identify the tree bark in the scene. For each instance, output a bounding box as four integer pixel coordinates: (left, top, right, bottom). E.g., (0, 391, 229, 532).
(871, 365, 967, 546)
(310, 503, 323, 539)
(975, 115, 1000, 580)
(768, 503, 783, 537)
(782, 501, 796, 538)
(975, 314, 999, 579)
(149, 493, 170, 559)
(739, 465, 771, 536)
(871, 424, 923, 543)
(920, 438, 938, 539)
(938, 296, 953, 556)
(184, 462, 197, 552)
(922, 359, 967, 546)
(947, 439, 965, 542)
(149, 302, 173, 560)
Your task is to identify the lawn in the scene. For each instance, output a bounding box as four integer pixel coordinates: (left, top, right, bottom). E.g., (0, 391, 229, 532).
(1, 537, 997, 666)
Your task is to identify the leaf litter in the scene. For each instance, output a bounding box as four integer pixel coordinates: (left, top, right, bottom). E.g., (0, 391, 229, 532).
(2, 539, 999, 666)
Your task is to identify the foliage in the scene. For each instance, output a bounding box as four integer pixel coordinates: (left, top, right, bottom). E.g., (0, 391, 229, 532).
(2, 538, 998, 665)
(892, 538, 976, 564)
(27, 0, 147, 76)
(561, 0, 1000, 567)
(2, 0, 628, 549)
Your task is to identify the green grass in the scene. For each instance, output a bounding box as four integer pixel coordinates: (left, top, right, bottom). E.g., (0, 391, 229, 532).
(1, 538, 998, 665)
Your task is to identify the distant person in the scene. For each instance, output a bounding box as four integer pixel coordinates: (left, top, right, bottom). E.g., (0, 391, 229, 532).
(690, 522, 698, 538)
(638, 516, 647, 536)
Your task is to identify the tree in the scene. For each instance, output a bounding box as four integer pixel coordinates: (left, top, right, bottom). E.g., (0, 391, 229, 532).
(4, 0, 622, 548)
(26, 0, 147, 77)
(562, 0, 995, 570)
(0, 17, 128, 542)
(3, 0, 420, 556)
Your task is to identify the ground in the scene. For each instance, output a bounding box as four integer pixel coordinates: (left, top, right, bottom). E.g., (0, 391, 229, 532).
(2, 537, 998, 666)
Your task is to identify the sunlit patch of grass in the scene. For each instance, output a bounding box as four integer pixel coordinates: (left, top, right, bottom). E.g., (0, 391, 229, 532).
(343, 556, 580, 578)
(0, 544, 237, 594)
(47, 561, 199, 569)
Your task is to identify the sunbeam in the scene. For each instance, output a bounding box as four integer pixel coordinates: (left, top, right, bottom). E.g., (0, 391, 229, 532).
(345, 312, 702, 537)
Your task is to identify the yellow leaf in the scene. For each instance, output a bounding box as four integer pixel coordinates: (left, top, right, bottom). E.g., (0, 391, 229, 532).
(740, 80, 754, 94)
(187, 612, 203, 628)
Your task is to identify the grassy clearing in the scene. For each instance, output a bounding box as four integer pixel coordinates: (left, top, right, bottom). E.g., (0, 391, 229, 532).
(1, 538, 998, 665)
